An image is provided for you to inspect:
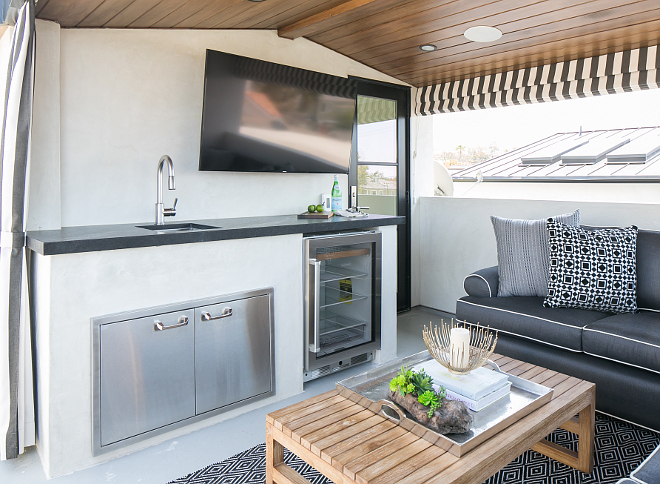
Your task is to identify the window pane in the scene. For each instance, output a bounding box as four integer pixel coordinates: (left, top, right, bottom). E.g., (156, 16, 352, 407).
(357, 96, 397, 163)
(357, 165, 397, 216)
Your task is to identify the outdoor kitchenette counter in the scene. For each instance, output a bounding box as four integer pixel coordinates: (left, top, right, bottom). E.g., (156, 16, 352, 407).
(26, 213, 404, 255)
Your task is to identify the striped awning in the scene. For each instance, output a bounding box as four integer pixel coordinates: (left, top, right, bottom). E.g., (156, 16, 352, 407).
(357, 96, 396, 125)
(233, 56, 357, 99)
(416, 44, 660, 115)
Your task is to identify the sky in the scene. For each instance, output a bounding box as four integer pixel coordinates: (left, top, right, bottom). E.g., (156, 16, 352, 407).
(432, 88, 660, 154)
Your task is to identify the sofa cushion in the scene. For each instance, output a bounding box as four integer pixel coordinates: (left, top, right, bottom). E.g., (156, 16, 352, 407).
(544, 221, 638, 314)
(491, 210, 580, 297)
(456, 296, 611, 352)
(637, 229, 660, 311)
(583, 311, 660, 374)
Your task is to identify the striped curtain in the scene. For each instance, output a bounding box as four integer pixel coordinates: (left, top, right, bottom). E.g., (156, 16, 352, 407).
(416, 44, 660, 115)
(0, 0, 35, 460)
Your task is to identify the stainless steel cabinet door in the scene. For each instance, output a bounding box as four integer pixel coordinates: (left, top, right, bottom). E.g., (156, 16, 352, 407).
(99, 309, 195, 446)
(195, 295, 272, 414)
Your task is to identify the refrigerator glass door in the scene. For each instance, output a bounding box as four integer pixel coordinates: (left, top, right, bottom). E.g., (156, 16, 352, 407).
(305, 231, 381, 373)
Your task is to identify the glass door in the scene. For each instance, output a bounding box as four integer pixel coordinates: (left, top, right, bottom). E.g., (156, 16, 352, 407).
(349, 79, 411, 311)
(315, 241, 373, 357)
(356, 96, 398, 216)
(304, 232, 381, 374)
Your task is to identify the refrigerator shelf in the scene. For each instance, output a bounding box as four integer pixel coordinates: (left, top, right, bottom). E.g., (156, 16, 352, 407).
(320, 286, 368, 309)
(315, 311, 369, 356)
(320, 265, 369, 284)
(319, 310, 368, 337)
(318, 331, 370, 356)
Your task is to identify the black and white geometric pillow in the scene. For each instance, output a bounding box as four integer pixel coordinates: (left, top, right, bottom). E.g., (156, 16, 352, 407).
(544, 220, 638, 314)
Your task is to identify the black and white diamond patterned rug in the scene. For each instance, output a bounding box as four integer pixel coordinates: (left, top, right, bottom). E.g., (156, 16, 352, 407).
(168, 413, 659, 484)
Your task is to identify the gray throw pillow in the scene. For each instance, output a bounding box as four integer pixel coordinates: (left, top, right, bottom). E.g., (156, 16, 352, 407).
(491, 209, 580, 297)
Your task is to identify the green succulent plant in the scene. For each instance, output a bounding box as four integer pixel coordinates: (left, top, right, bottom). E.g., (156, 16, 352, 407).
(389, 366, 415, 395)
(389, 366, 446, 417)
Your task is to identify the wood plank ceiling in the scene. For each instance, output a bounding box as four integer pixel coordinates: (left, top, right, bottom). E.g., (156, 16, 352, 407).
(35, 0, 660, 88)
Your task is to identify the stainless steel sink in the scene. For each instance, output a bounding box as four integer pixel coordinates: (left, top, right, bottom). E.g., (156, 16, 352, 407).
(137, 223, 219, 233)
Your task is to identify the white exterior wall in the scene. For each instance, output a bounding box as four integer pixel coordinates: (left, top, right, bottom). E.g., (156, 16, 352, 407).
(453, 180, 660, 203)
(410, 109, 435, 306)
(30, 21, 405, 230)
(419, 196, 660, 313)
(378, 225, 398, 362)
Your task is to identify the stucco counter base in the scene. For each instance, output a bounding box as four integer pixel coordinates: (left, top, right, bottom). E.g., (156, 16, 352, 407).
(29, 226, 398, 478)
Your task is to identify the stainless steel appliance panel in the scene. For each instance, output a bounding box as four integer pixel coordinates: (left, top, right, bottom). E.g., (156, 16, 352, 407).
(195, 295, 272, 414)
(99, 309, 195, 447)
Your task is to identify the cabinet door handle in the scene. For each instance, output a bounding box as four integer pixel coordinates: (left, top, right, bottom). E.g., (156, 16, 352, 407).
(201, 308, 232, 321)
(154, 316, 189, 331)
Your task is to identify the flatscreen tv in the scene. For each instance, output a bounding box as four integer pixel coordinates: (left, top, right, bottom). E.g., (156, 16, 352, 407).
(199, 50, 357, 173)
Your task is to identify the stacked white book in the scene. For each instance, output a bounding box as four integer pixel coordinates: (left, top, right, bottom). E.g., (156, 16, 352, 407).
(414, 359, 512, 412)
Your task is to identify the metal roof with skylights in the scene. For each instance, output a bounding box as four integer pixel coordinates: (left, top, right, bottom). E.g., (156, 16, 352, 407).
(452, 127, 660, 182)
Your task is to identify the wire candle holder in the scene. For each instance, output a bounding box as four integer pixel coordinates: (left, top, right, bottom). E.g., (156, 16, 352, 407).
(423, 319, 498, 375)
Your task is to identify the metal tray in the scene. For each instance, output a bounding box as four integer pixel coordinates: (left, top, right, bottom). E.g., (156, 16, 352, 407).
(336, 350, 553, 457)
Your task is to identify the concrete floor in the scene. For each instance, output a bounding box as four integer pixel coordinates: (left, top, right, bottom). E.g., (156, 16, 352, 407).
(0, 306, 453, 484)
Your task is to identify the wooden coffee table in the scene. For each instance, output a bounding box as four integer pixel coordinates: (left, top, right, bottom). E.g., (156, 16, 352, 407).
(266, 353, 595, 484)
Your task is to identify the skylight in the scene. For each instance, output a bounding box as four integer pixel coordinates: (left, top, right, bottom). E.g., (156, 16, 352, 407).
(606, 132, 660, 164)
(520, 137, 589, 165)
(561, 135, 630, 164)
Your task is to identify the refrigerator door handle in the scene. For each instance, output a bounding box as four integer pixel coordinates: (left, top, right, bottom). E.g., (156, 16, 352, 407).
(309, 259, 321, 354)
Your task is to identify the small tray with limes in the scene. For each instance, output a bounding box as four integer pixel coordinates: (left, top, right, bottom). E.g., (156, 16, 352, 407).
(297, 211, 334, 219)
(298, 204, 334, 219)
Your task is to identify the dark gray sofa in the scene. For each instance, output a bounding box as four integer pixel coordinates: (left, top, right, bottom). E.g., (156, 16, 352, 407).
(456, 229, 660, 431)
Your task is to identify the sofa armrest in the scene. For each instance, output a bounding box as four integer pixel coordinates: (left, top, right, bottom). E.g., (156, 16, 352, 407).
(463, 266, 499, 298)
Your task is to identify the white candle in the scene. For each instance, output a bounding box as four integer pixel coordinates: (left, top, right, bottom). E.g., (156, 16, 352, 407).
(450, 327, 470, 369)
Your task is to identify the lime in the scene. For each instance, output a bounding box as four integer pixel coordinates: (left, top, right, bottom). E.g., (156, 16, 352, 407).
(316, 205, 325, 212)
(308, 205, 316, 213)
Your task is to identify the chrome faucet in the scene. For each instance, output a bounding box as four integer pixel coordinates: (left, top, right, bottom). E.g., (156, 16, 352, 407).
(155, 155, 177, 225)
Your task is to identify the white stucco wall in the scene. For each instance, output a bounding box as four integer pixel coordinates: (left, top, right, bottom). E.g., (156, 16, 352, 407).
(452, 180, 660, 203)
(410, 110, 435, 307)
(29, 20, 61, 230)
(36, 234, 303, 478)
(33, 224, 398, 478)
(30, 21, 405, 230)
(419, 196, 660, 313)
(378, 225, 398, 362)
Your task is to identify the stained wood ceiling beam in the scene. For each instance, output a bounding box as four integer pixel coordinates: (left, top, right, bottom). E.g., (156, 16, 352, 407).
(278, 0, 380, 39)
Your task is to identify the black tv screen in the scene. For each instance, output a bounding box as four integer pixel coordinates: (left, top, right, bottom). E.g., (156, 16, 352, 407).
(199, 50, 357, 173)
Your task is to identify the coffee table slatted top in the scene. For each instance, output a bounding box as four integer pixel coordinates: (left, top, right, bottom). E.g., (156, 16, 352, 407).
(266, 354, 596, 484)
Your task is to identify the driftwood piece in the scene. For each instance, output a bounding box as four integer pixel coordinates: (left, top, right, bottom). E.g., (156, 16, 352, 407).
(388, 390, 473, 434)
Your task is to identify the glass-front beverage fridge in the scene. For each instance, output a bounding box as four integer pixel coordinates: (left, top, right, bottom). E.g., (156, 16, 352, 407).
(303, 231, 381, 381)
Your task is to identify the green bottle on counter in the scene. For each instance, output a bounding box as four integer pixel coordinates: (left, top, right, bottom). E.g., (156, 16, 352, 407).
(331, 175, 342, 213)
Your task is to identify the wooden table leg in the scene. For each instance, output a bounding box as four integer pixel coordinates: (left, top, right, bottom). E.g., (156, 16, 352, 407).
(266, 424, 284, 484)
(576, 395, 595, 474)
(531, 388, 595, 474)
(267, 423, 316, 484)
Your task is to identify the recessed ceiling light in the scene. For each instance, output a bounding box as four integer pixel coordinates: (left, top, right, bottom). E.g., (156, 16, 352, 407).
(464, 26, 502, 43)
(419, 44, 437, 52)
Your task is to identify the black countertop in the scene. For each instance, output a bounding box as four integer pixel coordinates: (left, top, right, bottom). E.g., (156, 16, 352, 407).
(26, 214, 405, 255)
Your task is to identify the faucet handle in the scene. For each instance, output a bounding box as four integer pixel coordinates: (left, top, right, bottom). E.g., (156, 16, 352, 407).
(164, 198, 177, 217)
